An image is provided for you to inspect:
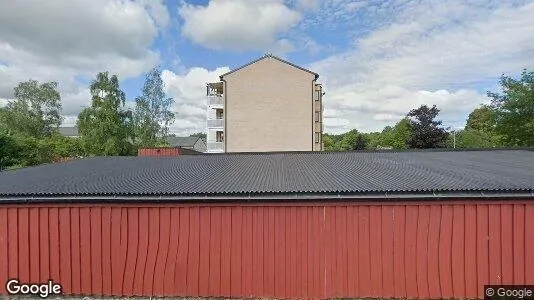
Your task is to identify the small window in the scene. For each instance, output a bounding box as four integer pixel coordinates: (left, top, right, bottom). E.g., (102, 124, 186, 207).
(314, 91, 320, 101)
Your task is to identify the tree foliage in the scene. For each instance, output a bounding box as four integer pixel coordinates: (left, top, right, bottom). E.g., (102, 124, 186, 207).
(465, 105, 495, 133)
(407, 105, 449, 148)
(134, 67, 175, 147)
(0, 133, 20, 170)
(353, 134, 368, 150)
(446, 129, 497, 149)
(77, 72, 135, 156)
(488, 70, 534, 146)
(1, 80, 62, 138)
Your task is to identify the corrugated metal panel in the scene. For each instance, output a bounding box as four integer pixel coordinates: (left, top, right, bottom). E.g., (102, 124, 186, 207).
(0, 202, 533, 299)
(2, 150, 534, 197)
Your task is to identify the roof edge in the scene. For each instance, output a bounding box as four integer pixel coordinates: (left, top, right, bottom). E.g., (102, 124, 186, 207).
(1, 190, 533, 204)
(219, 53, 319, 79)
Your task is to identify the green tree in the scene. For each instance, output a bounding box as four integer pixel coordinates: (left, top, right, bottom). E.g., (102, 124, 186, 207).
(1, 80, 62, 138)
(323, 134, 335, 151)
(339, 129, 358, 150)
(134, 67, 175, 147)
(447, 129, 497, 149)
(0, 133, 20, 170)
(407, 105, 449, 148)
(77, 72, 135, 156)
(465, 105, 495, 133)
(488, 70, 534, 146)
(353, 134, 368, 150)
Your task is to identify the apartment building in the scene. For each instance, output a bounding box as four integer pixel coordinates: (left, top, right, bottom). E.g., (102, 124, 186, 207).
(206, 54, 324, 153)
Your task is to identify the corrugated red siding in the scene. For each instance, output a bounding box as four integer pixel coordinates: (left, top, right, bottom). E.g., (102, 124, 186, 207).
(138, 148, 180, 156)
(1, 202, 533, 299)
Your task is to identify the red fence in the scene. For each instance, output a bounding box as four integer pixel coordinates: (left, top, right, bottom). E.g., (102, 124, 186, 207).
(0, 201, 533, 299)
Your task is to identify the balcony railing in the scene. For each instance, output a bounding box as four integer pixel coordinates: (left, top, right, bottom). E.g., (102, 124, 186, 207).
(208, 95, 223, 106)
(207, 118, 224, 128)
(207, 142, 224, 152)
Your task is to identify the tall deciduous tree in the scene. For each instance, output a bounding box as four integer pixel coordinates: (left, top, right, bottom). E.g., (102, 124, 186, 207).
(77, 72, 134, 156)
(134, 67, 175, 147)
(1, 80, 62, 138)
(353, 134, 368, 150)
(488, 70, 534, 146)
(407, 105, 449, 148)
(465, 105, 495, 133)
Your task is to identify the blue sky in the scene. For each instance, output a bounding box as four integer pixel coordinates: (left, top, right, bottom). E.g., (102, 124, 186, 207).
(1, 0, 533, 135)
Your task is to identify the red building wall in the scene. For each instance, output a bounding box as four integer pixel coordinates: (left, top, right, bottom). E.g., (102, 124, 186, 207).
(138, 148, 181, 157)
(1, 201, 533, 299)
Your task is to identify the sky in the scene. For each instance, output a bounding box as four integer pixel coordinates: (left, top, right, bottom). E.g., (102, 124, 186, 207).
(0, 0, 533, 135)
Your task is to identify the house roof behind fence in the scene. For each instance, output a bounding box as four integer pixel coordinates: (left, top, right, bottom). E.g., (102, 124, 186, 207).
(1, 149, 533, 201)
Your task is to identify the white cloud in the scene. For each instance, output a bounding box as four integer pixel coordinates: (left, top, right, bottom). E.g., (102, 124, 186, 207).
(162, 66, 231, 135)
(0, 0, 169, 122)
(310, 0, 534, 133)
(179, 0, 302, 52)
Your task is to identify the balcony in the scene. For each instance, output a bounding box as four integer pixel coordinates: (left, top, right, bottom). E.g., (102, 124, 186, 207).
(207, 118, 224, 128)
(208, 95, 223, 107)
(207, 142, 224, 152)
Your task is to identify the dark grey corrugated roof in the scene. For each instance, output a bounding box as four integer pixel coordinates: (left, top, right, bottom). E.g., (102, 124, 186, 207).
(1, 150, 533, 201)
(166, 136, 200, 147)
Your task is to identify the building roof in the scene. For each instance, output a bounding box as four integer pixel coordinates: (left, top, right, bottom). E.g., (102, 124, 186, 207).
(219, 53, 319, 80)
(58, 126, 79, 137)
(1, 149, 533, 202)
(166, 136, 202, 148)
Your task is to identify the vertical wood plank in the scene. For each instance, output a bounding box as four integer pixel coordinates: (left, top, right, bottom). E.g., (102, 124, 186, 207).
(358, 205, 371, 297)
(198, 207, 211, 296)
(219, 207, 231, 297)
(347, 206, 359, 297)
(337, 206, 349, 296)
(242, 207, 254, 297)
(174, 208, 190, 295)
(500, 205, 513, 285)
(513, 204, 525, 284)
(133, 208, 149, 296)
(464, 205, 478, 298)
(79, 208, 91, 294)
(163, 208, 180, 295)
(263, 207, 275, 297)
(324, 206, 335, 298)
(123, 208, 139, 296)
(153, 208, 171, 296)
(143, 208, 160, 295)
(28, 208, 40, 283)
(525, 205, 534, 282)
(369, 205, 383, 298)
(476, 205, 489, 298)
(273, 207, 285, 298)
(0, 209, 8, 294)
(101, 207, 112, 295)
(90, 207, 102, 294)
(452, 205, 466, 298)
(39, 209, 49, 283)
(252, 207, 265, 296)
(427, 205, 442, 298)
(70, 208, 81, 294)
(381, 206, 394, 298)
(209, 207, 222, 296)
(416, 205, 430, 299)
(488, 205, 502, 284)
(439, 205, 454, 298)
(404, 205, 418, 298)
(187, 207, 200, 296)
(18, 208, 30, 283)
(393, 205, 406, 298)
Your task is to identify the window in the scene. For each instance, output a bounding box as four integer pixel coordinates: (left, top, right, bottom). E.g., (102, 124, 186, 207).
(216, 109, 223, 119)
(315, 132, 320, 143)
(216, 131, 224, 142)
(314, 91, 320, 101)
